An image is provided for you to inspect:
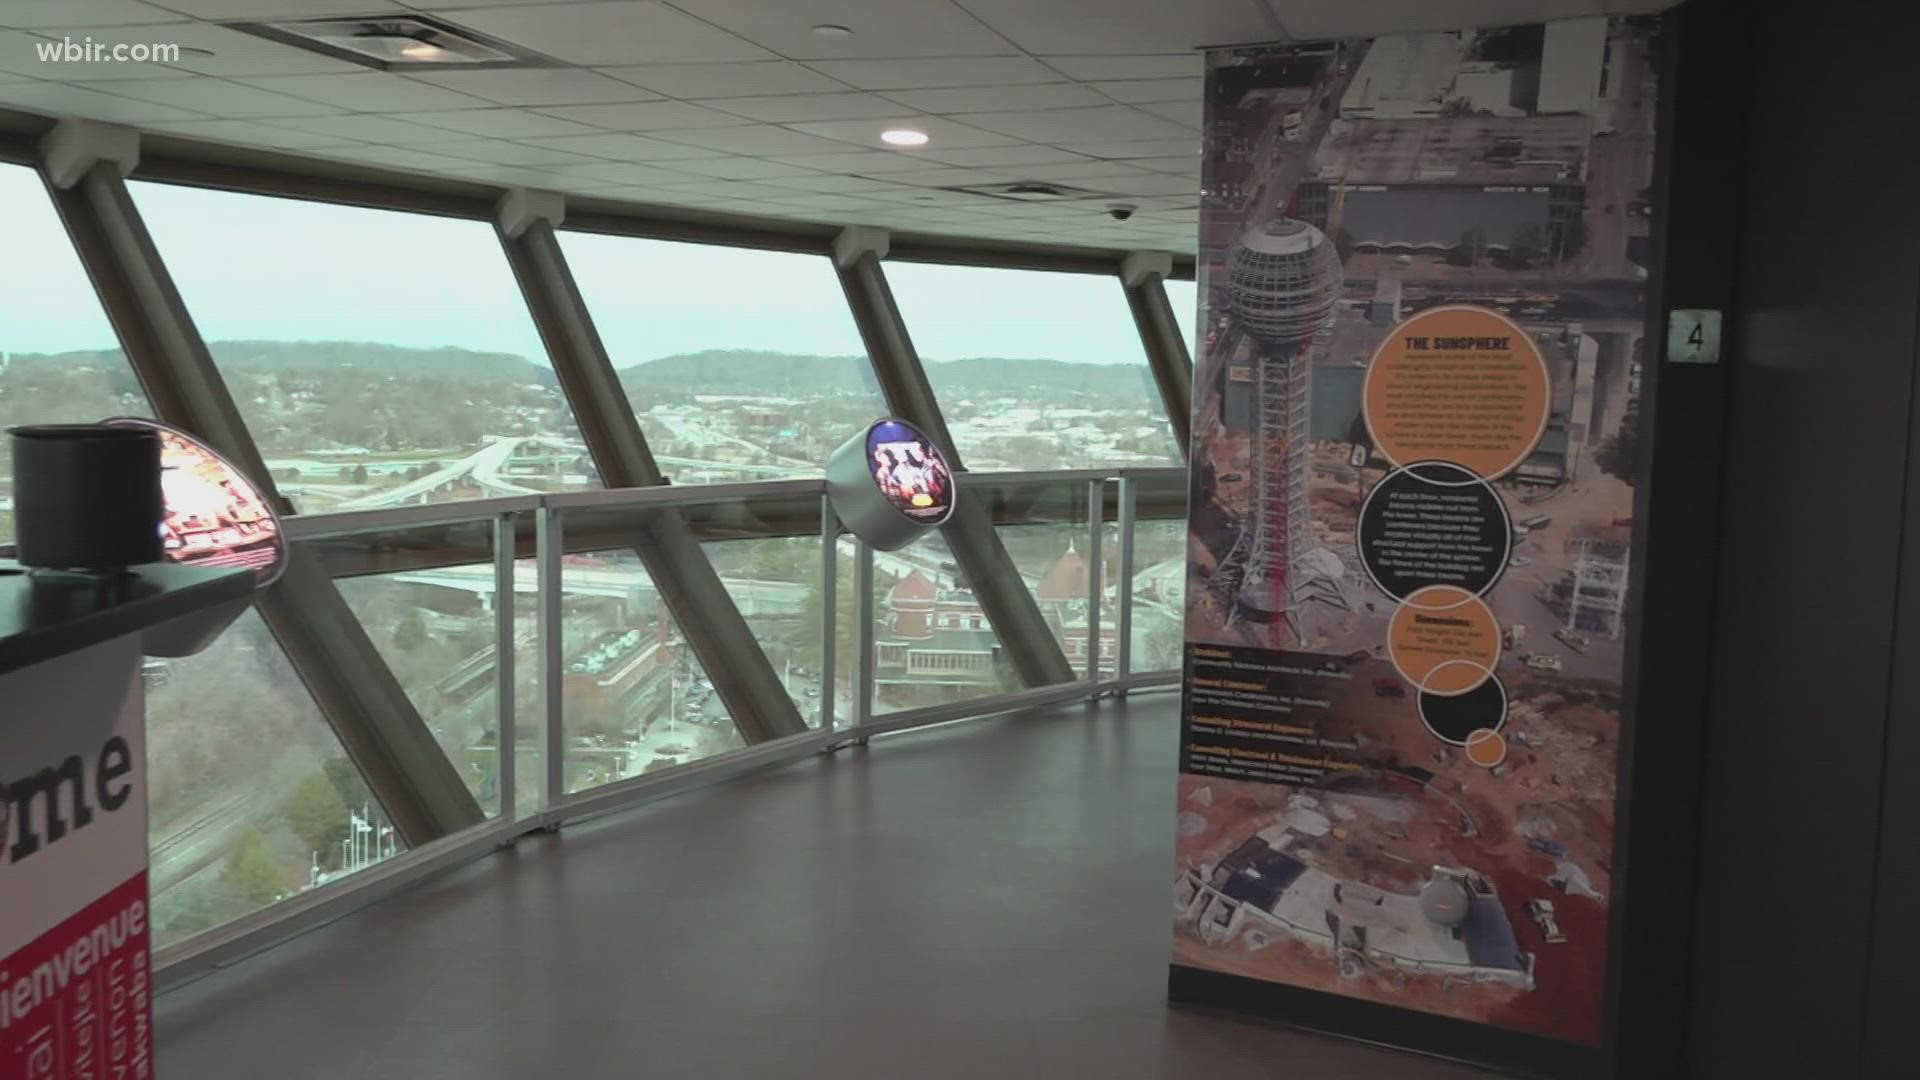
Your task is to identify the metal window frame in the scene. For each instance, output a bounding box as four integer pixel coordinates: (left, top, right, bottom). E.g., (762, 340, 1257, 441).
(1123, 270, 1195, 456)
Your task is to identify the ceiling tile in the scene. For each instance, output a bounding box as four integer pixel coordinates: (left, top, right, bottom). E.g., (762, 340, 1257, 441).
(76, 76, 344, 117)
(1268, 0, 1600, 40)
(954, 104, 1193, 142)
(804, 55, 1056, 90)
(771, 150, 933, 173)
(143, 116, 362, 149)
(1039, 54, 1200, 81)
(991, 161, 1154, 182)
(700, 91, 907, 123)
(669, 0, 1019, 60)
(756, 192, 885, 211)
(537, 160, 705, 185)
(239, 72, 491, 112)
(880, 166, 1017, 187)
(516, 131, 726, 160)
(414, 138, 603, 166)
(958, 0, 1276, 54)
(324, 145, 488, 172)
(1072, 172, 1196, 197)
(645, 178, 797, 201)
(645, 124, 858, 156)
(275, 113, 464, 142)
(0, 1, 180, 28)
(1130, 155, 1202, 174)
(784, 115, 1017, 151)
(406, 107, 601, 138)
(0, 80, 199, 122)
(5, 43, 190, 82)
(651, 156, 825, 180)
(597, 61, 847, 98)
(757, 173, 907, 194)
(1134, 99, 1200, 128)
(881, 82, 1107, 114)
(1060, 137, 1202, 159)
(916, 144, 1093, 167)
(531, 99, 751, 130)
(1090, 77, 1201, 104)
(452, 2, 772, 66)
(407, 68, 660, 107)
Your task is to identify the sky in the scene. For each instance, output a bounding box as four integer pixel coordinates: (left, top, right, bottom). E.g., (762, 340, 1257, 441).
(1, 164, 1191, 369)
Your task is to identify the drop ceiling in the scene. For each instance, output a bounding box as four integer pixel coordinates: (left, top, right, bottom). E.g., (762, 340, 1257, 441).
(0, 1, 1673, 255)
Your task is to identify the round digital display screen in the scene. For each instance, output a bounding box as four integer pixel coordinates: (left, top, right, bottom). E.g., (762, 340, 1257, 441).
(105, 417, 287, 587)
(865, 419, 954, 525)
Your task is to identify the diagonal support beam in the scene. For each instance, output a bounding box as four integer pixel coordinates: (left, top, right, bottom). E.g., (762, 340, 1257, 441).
(1121, 251, 1193, 457)
(41, 125, 483, 843)
(495, 198, 806, 743)
(833, 231, 1076, 689)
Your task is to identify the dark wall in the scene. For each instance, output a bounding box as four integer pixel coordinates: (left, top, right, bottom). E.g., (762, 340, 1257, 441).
(1686, 2, 1920, 1077)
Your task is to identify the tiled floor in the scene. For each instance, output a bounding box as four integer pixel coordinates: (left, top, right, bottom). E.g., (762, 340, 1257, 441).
(157, 693, 1493, 1079)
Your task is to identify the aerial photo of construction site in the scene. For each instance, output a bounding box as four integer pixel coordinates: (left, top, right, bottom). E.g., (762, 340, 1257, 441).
(1174, 15, 1658, 1045)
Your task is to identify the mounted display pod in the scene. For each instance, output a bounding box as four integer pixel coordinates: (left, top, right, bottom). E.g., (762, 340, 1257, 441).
(102, 418, 285, 656)
(826, 418, 957, 551)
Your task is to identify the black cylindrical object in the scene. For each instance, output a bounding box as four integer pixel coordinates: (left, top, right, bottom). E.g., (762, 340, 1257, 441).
(9, 424, 164, 570)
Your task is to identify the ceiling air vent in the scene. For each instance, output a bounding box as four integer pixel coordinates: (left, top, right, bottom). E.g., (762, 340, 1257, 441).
(951, 181, 1112, 203)
(227, 14, 545, 70)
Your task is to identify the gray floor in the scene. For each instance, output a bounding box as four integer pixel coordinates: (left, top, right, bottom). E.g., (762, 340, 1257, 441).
(157, 693, 1492, 1079)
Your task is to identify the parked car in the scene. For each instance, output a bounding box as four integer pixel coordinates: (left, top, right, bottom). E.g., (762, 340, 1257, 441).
(1524, 653, 1563, 673)
(1553, 627, 1591, 654)
(1372, 676, 1406, 698)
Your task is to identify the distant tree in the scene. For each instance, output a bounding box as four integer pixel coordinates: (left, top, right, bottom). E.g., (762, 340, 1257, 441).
(283, 769, 350, 871)
(350, 464, 368, 485)
(1596, 403, 1641, 486)
(1508, 223, 1548, 268)
(393, 609, 429, 652)
(222, 828, 286, 906)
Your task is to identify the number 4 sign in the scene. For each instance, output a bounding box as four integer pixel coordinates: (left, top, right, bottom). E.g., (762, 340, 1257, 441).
(1666, 309, 1723, 365)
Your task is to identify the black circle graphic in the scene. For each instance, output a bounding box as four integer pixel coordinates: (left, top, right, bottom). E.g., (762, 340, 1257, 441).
(1418, 674, 1508, 746)
(1357, 461, 1512, 602)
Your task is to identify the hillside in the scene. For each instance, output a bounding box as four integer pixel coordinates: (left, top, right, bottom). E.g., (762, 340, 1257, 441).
(4, 341, 548, 382)
(619, 349, 1156, 408)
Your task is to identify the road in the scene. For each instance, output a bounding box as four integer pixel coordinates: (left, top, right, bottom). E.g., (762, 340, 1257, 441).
(1579, 24, 1658, 279)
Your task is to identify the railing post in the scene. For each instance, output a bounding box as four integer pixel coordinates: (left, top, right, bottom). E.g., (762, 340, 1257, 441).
(493, 511, 517, 821)
(1085, 478, 1105, 685)
(1116, 476, 1138, 686)
(854, 537, 875, 735)
(819, 496, 838, 733)
(536, 504, 565, 811)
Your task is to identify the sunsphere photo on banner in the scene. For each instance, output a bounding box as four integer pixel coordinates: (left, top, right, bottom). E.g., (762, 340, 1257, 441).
(1172, 16, 1660, 1047)
(866, 419, 954, 523)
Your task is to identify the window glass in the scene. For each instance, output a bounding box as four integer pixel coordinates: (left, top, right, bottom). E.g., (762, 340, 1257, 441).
(558, 232, 886, 482)
(1129, 518, 1188, 673)
(885, 263, 1181, 470)
(336, 549, 511, 817)
(129, 181, 594, 513)
(0, 163, 148, 540)
(874, 532, 1019, 713)
(561, 550, 744, 792)
(147, 611, 403, 948)
(705, 536, 834, 728)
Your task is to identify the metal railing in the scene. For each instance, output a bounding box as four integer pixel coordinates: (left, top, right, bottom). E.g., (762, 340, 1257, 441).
(154, 467, 1187, 986)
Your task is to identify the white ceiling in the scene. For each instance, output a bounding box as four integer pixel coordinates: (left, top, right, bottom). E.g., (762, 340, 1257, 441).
(0, 1, 1673, 255)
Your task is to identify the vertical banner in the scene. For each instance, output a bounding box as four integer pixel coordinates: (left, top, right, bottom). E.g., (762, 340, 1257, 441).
(1174, 16, 1660, 1049)
(2, 638, 154, 1079)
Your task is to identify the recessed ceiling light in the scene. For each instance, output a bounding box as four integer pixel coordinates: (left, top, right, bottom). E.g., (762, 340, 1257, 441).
(881, 128, 930, 147)
(399, 40, 448, 60)
(811, 24, 854, 37)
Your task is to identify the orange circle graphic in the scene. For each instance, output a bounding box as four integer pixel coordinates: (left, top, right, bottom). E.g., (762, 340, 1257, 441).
(1363, 305, 1550, 479)
(1464, 728, 1508, 768)
(1387, 585, 1500, 695)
